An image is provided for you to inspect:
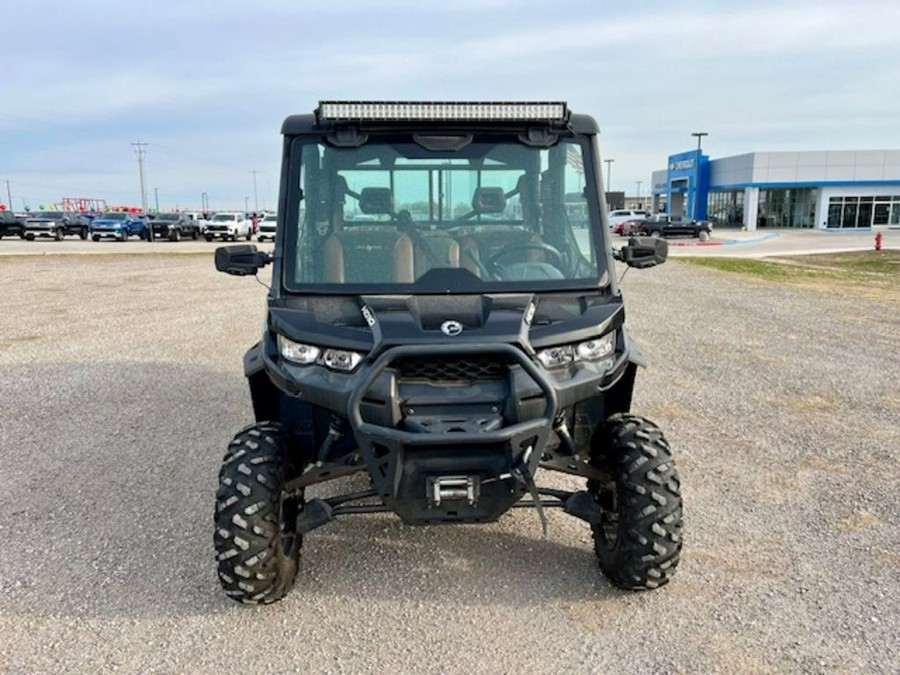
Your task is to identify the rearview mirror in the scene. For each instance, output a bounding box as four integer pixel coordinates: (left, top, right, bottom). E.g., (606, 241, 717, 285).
(215, 245, 271, 276)
(620, 236, 668, 269)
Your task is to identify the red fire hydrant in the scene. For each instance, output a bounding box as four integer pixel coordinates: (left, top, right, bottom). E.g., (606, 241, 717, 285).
(875, 230, 883, 251)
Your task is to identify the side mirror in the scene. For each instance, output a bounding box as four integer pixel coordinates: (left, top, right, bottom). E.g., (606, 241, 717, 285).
(619, 236, 668, 269)
(215, 244, 271, 276)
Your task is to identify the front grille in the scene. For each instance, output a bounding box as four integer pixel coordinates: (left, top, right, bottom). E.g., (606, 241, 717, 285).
(393, 355, 510, 382)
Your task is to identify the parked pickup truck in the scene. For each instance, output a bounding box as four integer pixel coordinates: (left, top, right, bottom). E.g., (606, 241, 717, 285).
(0, 211, 26, 239)
(150, 213, 201, 241)
(90, 212, 148, 241)
(204, 211, 252, 241)
(256, 212, 277, 242)
(23, 211, 90, 240)
(639, 214, 712, 240)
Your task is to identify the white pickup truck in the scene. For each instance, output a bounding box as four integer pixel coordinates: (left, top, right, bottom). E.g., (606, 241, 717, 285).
(204, 212, 252, 241)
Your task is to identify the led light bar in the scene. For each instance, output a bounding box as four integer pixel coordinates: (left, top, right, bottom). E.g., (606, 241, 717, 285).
(317, 101, 568, 122)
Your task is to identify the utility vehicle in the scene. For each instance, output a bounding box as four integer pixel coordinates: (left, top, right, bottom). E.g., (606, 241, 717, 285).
(214, 101, 682, 604)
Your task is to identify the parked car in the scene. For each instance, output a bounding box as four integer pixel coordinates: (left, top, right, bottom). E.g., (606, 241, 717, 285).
(614, 218, 647, 237)
(0, 210, 26, 239)
(204, 211, 252, 241)
(256, 212, 277, 242)
(23, 211, 89, 240)
(607, 209, 649, 231)
(89, 212, 148, 241)
(150, 213, 201, 241)
(637, 214, 712, 240)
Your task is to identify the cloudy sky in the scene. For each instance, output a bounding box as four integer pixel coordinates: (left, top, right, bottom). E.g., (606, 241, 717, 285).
(3, 0, 898, 212)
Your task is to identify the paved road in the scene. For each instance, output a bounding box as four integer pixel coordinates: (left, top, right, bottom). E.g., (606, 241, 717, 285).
(0, 254, 897, 673)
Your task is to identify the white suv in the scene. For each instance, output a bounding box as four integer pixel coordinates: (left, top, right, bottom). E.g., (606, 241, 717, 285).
(204, 212, 252, 241)
(608, 209, 649, 230)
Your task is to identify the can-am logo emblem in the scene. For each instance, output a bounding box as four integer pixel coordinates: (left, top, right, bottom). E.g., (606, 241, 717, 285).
(441, 320, 463, 337)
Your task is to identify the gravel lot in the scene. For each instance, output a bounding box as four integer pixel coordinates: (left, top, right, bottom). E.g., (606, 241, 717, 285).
(0, 253, 897, 673)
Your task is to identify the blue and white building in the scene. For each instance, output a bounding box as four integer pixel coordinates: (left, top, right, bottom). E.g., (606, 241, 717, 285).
(651, 150, 900, 230)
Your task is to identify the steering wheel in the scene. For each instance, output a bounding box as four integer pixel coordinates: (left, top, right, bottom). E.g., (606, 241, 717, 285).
(484, 242, 565, 275)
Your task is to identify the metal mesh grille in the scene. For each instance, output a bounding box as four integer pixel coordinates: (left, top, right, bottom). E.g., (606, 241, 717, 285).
(394, 355, 509, 382)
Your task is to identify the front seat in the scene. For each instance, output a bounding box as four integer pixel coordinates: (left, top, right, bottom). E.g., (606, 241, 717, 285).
(323, 186, 414, 283)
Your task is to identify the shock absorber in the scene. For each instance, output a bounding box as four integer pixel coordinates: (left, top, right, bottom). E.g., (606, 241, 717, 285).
(316, 416, 350, 464)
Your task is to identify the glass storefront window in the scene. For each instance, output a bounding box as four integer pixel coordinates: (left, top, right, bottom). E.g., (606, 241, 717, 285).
(827, 195, 900, 228)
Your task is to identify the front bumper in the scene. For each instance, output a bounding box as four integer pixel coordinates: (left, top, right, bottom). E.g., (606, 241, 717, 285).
(91, 227, 127, 238)
(25, 224, 59, 236)
(259, 334, 630, 524)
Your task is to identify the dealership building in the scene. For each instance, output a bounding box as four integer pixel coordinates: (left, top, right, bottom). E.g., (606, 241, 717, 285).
(650, 150, 900, 230)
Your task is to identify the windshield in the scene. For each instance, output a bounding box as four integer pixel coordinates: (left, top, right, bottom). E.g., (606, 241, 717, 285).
(212, 213, 237, 222)
(32, 212, 61, 219)
(283, 135, 605, 293)
(156, 214, 178, 221)
(100, 212, 127, 220)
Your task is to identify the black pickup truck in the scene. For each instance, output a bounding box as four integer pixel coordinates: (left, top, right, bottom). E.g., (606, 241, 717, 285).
(24, 211, 90, 240)
(638, 214, 712, 241)
(0, 211, 26, 239)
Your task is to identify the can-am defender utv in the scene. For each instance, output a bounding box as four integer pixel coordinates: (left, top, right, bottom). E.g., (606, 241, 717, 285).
(214, 101, 682, 605)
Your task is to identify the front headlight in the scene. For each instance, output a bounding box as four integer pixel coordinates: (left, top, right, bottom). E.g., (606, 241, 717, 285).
(277, 334, 364, 372)
(537, 331, 616, 369)
(277, 334, 320, 364)
(323, 349, 363, 372)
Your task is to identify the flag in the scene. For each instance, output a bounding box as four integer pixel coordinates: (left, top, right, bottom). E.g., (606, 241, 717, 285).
(566, 148, 584, 175)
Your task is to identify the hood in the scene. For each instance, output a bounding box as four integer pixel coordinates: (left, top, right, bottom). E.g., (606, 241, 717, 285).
(267, 292, 623, 355)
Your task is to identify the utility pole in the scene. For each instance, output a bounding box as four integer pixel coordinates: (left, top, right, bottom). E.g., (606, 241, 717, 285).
(132, 140, 150, 240)
(131, 140, 148, 212)
(249, 170, 260, 213)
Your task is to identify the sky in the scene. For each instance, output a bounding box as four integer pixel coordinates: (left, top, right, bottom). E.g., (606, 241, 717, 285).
(3, 0, 898, 213)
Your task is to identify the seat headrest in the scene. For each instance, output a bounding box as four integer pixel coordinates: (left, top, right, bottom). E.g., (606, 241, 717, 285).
(472, 186, 506, 214)
(359, 187, 393, 215)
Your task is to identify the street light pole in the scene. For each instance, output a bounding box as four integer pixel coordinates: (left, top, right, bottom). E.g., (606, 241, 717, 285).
(604, 158, 615, 203)
(250, 170, 260, 213)
(201, 192, 208, 213)
(244, 196, 249, 212)
(690, 132, 708, 219)
(635, 180, 642, 198)
(154, 187, 159, 213)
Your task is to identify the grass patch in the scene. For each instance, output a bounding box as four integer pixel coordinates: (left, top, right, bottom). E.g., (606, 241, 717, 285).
(677, 250, 899, 301)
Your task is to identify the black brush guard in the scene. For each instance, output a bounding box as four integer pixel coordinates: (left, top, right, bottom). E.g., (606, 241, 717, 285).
(347, 343, 556, 524)
(292, 343, 606, 534)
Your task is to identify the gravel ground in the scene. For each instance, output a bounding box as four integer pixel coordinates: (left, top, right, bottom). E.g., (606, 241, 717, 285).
(0, 253, 897, 674)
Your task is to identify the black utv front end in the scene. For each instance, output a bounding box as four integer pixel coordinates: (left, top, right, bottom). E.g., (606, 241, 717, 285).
(212, 101, 681, 605)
